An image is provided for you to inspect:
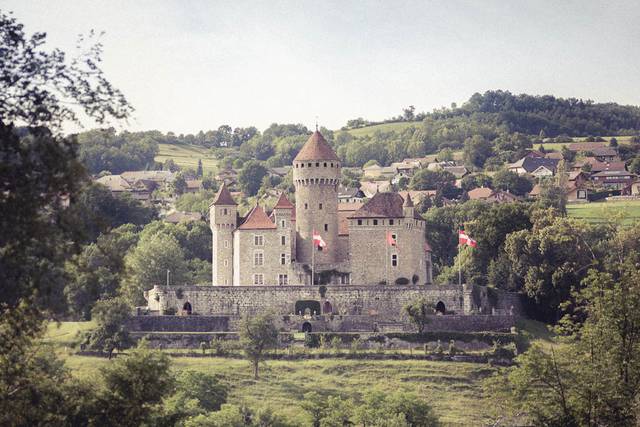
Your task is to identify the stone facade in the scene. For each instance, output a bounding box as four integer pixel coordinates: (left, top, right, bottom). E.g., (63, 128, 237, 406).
(208, 130, 432, 287)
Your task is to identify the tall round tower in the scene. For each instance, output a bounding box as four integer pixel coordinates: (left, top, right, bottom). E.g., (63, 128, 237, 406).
(293, 130, 340, 265)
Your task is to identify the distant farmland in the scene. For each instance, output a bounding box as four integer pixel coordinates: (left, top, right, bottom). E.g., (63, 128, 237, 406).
(567, 200, 640, 226)
(155, 143, 218, 174)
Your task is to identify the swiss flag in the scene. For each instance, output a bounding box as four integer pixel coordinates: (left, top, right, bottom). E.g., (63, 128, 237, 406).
(458, 230, 477, 248)
(313, 230, 327, 248)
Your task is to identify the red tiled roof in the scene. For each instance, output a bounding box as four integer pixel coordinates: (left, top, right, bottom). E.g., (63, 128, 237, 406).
(211, 183, 237, 206)
(238, 205, 277, 230)
(293, 131, 340, 162)
(273, 193, 294, 209)
(350, 192, 405, 218)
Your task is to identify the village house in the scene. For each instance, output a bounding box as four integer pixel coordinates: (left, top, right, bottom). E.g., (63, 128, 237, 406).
(467, 187, 519, 203)
(508, 156, 560, 176)
(567, 142, 619, 162)
(590, 170, 638, 190)
(338, 186, 366, 203)
(184, 180, 203, 194)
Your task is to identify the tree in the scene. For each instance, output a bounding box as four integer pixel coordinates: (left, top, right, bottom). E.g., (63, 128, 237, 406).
(491, 169, 533, 197)
(196, 159, 203, 178)
(99, 341, 174, 426)
(84, 297, 132, 357)
(504, 262, 640, 426)
(164, 158, 180, 172)
(0, 11, 131, 314)
(239, 314, 279, 379)
(65, 224, 139, 319)
(410, 169, 456, 191)
(163, 370, 228, 424)
(503, 210, 610, 322)
(238, 160, 268, 197)
(122, 233, 190, 305)
(609, 137, 618, 147)
(172, 173, 188, 196)
(463, 135, 492, 169)
(628, 156, 640, 175)
(403, 105, 416, 121)
(560, 145, 576, 162)
(460, 173, 492, 192)
(404, 299, 433, 334)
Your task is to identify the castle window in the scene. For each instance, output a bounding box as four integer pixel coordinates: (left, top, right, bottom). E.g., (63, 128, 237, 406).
(253, 274, 264, 285)
(304, 203, 308, 209)
(281, 219, 286, 228)
(278, 274, 288, 286)
(254, 235, 264, 246)
(373, 219, 378, 226)
(281, 235, 286, 245)
(330, 163, 334, 167)
(357, 219, 362, 225)
(391, 254, 398, 267)
(389, 219, 394, 225)
(280, 253, 286, 265)
(301, 163, 304, 168)
(340, 274, 350, 284)
(254, 251, 264, 266)
(316, 162, 319, 167)
(324, 224, 328, 232)
(324, 162, 327, 167)
(319, 203, 323, 210)
(308, 163, 312, 167)
(224, 240, 229, 248)
(223, 208, 228, 215)
(224, 259, 228, 267)
(392, 233, 397, 241)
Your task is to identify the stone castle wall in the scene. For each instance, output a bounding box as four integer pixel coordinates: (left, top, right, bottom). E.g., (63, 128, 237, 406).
(146, 284, 472, 319)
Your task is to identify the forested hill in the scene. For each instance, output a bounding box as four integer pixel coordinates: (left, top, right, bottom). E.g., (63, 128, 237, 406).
(428, 90, 640, 137)
(73, 90, 640, 174)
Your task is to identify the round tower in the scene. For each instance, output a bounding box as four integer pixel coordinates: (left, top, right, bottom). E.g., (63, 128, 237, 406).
(293, 130, 340, 265)
(209, 183, 237, 286)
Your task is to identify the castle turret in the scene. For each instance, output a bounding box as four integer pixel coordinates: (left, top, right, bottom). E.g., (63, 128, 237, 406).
(293, 130, 340, 264)
(403, 193, 415, 219)
(209, 183, 237, 286)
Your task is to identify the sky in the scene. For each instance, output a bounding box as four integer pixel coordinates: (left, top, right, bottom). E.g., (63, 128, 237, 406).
(4, 0, 640, 134)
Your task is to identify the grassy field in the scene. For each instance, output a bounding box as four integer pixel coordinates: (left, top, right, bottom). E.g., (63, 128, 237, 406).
(539, 135, 633, 151)
(344, 121, 421, 138)
(567, 200, 640, 225)
(155, 143, 218, 174)
(44, 320, 557, 425)
(62, 354, 499, 425)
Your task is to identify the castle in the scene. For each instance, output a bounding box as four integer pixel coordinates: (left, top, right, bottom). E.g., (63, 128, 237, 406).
(210, 130, 433, 287)
(142, 131, 522, 333)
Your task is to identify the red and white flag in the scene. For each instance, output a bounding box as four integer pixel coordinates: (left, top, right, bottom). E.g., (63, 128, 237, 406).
(458, 230, 477, 248)
(386, 231, 398, 248)
(313, 230, 327, 248)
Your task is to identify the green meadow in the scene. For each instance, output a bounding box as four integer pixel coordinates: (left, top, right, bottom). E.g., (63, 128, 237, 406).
(155, 143, 218, 174)
(44, 319, 554, 425)
(567, 200, 640, 226)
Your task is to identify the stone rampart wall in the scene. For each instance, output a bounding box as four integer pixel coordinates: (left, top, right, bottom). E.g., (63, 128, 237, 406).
(146, 284, 468, 319)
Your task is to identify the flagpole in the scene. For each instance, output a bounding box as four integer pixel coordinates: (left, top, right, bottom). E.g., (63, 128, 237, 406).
(458, 227, 462, 287)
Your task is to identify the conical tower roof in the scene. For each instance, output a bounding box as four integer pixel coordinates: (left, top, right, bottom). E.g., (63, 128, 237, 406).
(210, 182, 237, 206)
(403, 193, 414, 207)
(294, 130, 340, 162)
(273, 192, 294, 209)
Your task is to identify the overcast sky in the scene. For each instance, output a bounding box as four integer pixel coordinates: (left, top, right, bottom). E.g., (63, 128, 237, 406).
(4, 0, 640, 134)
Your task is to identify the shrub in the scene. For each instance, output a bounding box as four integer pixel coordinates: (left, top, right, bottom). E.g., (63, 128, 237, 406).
(304, 333, 319, 348)
(448, 340, 458, 356)
(331, 336, 341, 353)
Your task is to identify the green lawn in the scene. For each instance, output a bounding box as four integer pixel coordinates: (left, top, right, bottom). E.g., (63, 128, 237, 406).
(567, 200, 640, 225)
(63, 355, 499, 426)
(45, 321, 551, 425)
(344, 121, 421, 138)
(155, 143, 218, 174)
(538, 135, 633, 151)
